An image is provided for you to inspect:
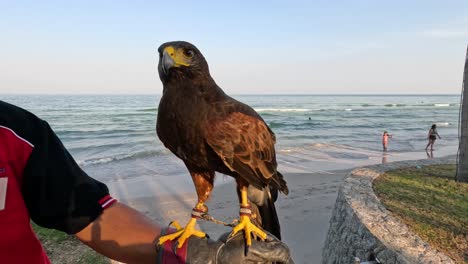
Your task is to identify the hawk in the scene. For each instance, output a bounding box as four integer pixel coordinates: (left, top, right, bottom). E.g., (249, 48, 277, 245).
(155, 41, 288, 250)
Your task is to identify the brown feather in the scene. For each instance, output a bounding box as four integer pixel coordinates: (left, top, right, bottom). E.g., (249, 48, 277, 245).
(206, 112, 278, 188)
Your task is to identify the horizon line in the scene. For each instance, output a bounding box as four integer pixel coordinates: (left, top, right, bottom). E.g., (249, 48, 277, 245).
(0, 93, 461, 96)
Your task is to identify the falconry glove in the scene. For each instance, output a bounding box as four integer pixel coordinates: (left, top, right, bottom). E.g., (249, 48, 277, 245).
(157, 227, 293, 264)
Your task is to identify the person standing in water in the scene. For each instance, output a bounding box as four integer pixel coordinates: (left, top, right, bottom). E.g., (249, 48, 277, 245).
(425, 124, 442, 151)
(382, 131, 392, 152)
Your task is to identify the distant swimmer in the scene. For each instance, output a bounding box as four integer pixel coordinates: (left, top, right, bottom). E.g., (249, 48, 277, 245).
(425, 124, 441, 151)
(308, 117, 311, 120)
(382, 131, 392, 152)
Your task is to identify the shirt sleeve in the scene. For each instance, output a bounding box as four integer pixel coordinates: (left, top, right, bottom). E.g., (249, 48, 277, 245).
(22, 118, 116, 234)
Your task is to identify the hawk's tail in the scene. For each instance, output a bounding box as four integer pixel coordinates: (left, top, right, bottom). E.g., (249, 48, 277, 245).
(271, 171, 289, 195)
(249, 185, 282, 240)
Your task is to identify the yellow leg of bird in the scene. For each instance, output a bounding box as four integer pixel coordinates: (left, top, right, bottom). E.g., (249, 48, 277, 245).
(158, 202, 207, 248)
(230, 186, 267, 247)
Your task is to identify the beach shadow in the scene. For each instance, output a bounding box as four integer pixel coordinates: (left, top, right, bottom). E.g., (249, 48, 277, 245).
(110, 161, 198, 229)
(426, 149, 434, 159)
(381, 153, 388, 164)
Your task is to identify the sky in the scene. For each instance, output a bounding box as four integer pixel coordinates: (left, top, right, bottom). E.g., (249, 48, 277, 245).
(0, 0, 467, 95)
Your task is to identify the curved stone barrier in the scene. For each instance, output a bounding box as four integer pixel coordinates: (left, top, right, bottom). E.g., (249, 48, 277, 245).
(322, 157, 456, 264)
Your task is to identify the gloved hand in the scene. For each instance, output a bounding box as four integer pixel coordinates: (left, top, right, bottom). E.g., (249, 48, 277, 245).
(157, 226, 293, 264)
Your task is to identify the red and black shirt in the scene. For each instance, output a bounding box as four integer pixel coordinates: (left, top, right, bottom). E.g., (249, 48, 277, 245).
(0, 100, 116, 263)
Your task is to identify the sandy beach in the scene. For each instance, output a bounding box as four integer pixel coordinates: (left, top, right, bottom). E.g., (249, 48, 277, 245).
(108, 170, 346, 263)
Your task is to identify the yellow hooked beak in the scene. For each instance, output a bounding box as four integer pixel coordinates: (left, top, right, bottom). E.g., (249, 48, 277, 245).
(161, 46, 191, 75)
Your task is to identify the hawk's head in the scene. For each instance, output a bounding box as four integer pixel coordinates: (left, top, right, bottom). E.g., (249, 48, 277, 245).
(157, 41, 209, 83)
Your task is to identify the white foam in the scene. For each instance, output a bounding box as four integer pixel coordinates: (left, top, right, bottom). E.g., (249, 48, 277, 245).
(279, 149, 294, 153)
(435, 122, 450, 127)
(255, 108, 314, 112)
(77, 150, 164, 166)
(78, 157, 114, 166)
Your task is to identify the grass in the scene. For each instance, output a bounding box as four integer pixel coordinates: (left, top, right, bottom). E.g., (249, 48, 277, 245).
(373, 164, 468, 263)
(32, 223, 110, 264)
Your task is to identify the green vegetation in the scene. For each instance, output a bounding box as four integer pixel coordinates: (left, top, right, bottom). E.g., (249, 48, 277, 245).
(32, 223, 109, 264)
(374, 164, 468, 263)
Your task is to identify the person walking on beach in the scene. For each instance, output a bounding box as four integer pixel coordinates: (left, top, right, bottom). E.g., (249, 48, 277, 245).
(382, 131, 392, 152)
(0, 100, 292, 264)
(425, 124, 442, 151)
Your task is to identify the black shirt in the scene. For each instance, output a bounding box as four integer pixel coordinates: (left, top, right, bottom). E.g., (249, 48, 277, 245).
(0, 100, 112, 234)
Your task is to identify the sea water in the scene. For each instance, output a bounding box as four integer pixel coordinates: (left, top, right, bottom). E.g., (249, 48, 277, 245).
(2, 94, 460, 184)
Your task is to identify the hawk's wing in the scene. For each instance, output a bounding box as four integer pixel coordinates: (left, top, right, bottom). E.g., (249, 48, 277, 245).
(205, 111, 278, 189)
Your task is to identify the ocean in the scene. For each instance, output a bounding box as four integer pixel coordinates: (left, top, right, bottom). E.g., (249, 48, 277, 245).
(2, 94, 460, 185)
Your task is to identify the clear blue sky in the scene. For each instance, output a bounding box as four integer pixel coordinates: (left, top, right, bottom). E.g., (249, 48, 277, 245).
(1, 0, 467, 94)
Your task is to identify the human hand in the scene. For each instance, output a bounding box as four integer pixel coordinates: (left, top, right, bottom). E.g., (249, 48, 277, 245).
(157, 226, 293, 264)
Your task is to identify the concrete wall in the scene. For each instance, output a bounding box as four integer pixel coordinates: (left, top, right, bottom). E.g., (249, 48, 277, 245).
(322, 157, 456, 264)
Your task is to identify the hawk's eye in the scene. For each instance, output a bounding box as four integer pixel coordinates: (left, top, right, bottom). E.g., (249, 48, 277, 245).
(184, 49, 194, 58)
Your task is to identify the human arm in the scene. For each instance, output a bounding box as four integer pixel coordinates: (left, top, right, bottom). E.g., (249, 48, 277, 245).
(76, 202, 161, 264)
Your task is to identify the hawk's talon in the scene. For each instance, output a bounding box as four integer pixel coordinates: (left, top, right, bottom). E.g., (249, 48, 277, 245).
(173, 241, 179, 254)
(230, 215, 268, 248)
(158, 229, 185, 245)
(158, 218, 206, 248)
(168, 220, 183, 231)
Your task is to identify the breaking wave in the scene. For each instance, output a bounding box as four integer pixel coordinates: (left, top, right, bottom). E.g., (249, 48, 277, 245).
(77, 149, 165, 166)
(255, 108, 316, 112)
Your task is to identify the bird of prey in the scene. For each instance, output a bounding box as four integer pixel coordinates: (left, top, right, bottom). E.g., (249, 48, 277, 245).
(155, 41, 289, 249)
